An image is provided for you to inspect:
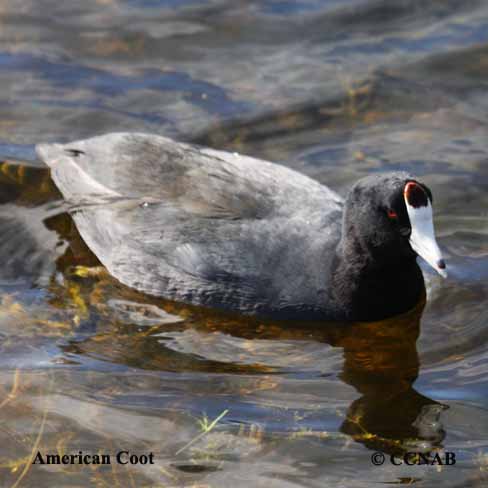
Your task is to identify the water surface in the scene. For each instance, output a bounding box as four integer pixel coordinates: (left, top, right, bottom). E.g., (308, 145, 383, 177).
(0, 1, 487, 486)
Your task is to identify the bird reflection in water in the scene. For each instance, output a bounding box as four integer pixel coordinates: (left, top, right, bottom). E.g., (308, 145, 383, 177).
(334, 301, 447, 457)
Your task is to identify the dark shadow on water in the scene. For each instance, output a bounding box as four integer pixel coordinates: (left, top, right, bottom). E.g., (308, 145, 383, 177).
(189, 71, 452, 156)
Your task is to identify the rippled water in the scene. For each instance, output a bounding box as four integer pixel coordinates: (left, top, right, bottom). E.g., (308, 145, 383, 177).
(0, 1, 487, 487)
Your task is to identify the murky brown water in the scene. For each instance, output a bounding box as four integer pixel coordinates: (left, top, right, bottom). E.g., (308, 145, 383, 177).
(0, 1, 487, 487)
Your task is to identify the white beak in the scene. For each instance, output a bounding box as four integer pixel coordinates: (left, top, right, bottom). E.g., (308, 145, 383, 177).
(404, 194, 447, 278)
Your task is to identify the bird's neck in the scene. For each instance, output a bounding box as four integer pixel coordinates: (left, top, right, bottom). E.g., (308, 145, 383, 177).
(331, 241, 425, 321)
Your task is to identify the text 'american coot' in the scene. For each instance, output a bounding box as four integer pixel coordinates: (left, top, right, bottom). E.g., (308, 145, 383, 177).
(36, 133, 446, 321)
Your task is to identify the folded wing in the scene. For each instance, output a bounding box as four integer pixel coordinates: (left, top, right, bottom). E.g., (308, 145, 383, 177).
(37, 133, 343, 316)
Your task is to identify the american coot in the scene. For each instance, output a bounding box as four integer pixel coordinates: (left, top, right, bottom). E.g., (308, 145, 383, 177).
(36, 133, 446, 322)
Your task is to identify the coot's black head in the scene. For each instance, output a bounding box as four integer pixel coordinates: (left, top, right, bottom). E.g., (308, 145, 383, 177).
(342, 172, 446, 276)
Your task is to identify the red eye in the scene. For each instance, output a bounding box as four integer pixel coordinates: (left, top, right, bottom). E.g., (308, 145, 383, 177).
(387, 209, 398, 219)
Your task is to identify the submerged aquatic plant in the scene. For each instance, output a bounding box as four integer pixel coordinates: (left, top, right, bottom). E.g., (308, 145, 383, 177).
(176, 409, 229, 456)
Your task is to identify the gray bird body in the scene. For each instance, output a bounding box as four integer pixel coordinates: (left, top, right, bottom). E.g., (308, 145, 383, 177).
(37, 133, 345, 319)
